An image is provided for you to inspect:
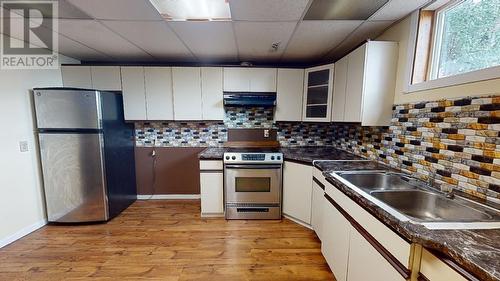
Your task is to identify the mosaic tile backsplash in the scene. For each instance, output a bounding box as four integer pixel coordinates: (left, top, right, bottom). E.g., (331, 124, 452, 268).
(134, 95, 499, 202)
(224, 106, 274, 128)
(135, 122, 227, 147)
(328, 95, 500, 203)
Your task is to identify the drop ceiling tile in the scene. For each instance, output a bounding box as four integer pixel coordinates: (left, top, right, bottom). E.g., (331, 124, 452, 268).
(370, 0, 430, 21)
(1, 0, 92, 19)
(283, 20, 363, 61)
(168, 21, 237, 62)
(233, 21, 296, 62)
(230, 0, 310, 21)
(66, 0, 162, 20)
(56, 19, 153, 60)
(327, 20, 394, 60)
(57, 0, 94, 19)
(102, 20, 195, 62)
(57, 35, 112, 61)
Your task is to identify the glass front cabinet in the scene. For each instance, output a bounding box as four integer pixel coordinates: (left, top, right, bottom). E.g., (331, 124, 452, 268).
(302, 64, 334, 122)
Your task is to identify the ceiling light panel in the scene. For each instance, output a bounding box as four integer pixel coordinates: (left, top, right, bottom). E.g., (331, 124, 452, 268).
(67, 0, 162, 20)
(304, 0, 390, 20)
(149, 0, 231, 21)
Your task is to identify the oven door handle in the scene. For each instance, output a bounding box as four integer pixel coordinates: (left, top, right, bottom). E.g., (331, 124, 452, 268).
(224, 164, 282, 169)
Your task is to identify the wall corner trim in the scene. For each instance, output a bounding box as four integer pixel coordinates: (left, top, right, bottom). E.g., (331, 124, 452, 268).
(0, 219, 47, 249)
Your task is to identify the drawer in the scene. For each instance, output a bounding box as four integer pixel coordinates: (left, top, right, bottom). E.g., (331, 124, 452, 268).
(200, 160, 223, 171)
(419, 249, 470, 281)
(313, 167, 329, 186)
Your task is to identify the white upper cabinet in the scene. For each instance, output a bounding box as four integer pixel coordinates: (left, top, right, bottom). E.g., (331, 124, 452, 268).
(144, 67, 174, 120)
(223, 67, 250, 91)
(332, 41, 398, 126)
(344, 44, 366, 123)
(172, 67, 202, 120)
(331, 57, 348, 122)
(120, 67, 147, 120)
(201, 67, 224, 120)
(275, 68, 304, 121)
(302, 64, 334, 122)
(223, 67, 277, 92)
(90, 66, 122, 91)
(248, 68, 277, 92)
(61, 65, 92, 88)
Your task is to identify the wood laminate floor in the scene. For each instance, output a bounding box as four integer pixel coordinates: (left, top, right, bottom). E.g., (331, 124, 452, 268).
(0, 200, 335, 281)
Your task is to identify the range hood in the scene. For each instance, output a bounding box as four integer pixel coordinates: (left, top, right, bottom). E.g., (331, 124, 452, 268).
(223, 92, 277, 107)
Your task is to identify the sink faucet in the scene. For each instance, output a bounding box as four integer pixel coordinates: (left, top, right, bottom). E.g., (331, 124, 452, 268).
(428, 172, 436, 187)
(446, 190, 455, 199)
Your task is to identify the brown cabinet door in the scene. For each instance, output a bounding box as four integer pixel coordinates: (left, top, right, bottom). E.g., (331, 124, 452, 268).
(135, 146, 206, 195)
(154, 147, 205, 194)
(135, 147, 154, 195)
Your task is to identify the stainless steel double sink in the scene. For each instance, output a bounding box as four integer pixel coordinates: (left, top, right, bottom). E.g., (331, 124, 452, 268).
(334, 171, 500, 228)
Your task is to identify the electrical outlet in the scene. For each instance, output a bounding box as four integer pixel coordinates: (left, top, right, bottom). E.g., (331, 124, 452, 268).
(264, 129, 270, 138)
(19, 141, 29, 152)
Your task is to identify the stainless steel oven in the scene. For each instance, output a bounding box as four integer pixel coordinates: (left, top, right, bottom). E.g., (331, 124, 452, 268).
(224, 150, 283, 219)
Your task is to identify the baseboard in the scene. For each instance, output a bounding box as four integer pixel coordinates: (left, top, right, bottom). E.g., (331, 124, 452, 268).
(201, 212, 225, 218)
(137, 194, 201, 200)
(0, 219, 47, 249)
(283, 214, 313, 230)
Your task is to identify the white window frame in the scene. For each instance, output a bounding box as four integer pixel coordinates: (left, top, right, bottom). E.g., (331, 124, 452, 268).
(405, 0, 500, 94)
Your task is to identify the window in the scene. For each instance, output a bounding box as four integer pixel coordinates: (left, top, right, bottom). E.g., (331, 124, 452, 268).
(410, 0, 500, 87)
(431, 0, 500, 79)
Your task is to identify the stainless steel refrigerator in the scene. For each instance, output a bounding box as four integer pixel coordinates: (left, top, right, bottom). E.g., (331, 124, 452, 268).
(33, 88, 136, 223)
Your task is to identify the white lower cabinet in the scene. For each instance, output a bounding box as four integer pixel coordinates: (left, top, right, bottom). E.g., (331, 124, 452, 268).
(321, 180, 412, 281)
(282, 161, 313, 224)
(199, 160, 224, 217)
(347, 226, 406, 281)
(322, 197, 351, 281)
(419, 249, 468, 281)
(200, 172, 223, 216)
(311, 180, 325, 240)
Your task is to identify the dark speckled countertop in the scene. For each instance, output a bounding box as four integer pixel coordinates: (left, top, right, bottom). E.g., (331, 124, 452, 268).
(319, 160, 500, 281)
(198, 147, 228, 160)
(198, 146, 363, 164)
(280, 146, 363, 164)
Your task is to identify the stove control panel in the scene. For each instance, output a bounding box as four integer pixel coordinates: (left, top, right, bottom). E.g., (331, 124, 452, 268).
(224, 152, 283, 164)
(242, 154, 265, 161)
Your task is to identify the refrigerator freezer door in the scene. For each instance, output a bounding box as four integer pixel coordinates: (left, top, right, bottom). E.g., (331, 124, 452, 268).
(39, 133, 108, 222)
(33, 89, 101, 129)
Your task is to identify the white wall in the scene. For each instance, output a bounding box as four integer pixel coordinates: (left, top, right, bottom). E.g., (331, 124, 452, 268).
(0, 33, 78, 247)
(376, 16, 500, 104)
